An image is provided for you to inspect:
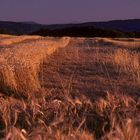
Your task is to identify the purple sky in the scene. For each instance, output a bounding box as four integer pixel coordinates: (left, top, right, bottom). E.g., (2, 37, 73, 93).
(0, 0, 140, 24)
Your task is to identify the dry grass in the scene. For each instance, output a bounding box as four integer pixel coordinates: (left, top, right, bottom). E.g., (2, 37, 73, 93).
(93, 37, 140, 49)
(0, 35, 140, 140)
(0, 36, 70, 96)
(0, 90, 139, 140)
(0, 35, 42, 45)
(114, 49, 140, 84)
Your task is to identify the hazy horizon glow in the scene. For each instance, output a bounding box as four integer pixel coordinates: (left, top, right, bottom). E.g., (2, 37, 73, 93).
(0, 0, 140, 24)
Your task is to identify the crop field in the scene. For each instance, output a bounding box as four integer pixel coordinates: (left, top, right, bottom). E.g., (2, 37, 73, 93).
(0, 35, 140, 140)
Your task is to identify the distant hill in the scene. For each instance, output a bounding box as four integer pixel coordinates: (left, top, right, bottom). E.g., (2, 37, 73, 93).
(0, 21, 43, 34)
(0, 19, 140, 36)
(86, 19, 140, 32)
(44, 19, 140, 32)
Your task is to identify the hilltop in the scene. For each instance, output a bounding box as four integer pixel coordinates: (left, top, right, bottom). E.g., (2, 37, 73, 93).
(0, 19, 140, 36)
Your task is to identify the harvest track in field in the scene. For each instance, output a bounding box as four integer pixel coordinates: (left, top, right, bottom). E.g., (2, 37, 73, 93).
(40, 38, 140, 99)
(0, 35, 140, 140)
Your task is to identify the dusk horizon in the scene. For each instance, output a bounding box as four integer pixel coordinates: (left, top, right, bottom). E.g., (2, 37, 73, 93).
(1, 0, 140, 24)
(1, 18, 140, 25)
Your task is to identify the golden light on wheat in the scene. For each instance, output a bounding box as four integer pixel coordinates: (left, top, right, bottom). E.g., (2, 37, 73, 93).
(0, 35, 140, 140)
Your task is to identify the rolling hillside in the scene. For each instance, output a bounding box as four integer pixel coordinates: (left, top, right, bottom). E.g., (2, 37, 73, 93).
(0, 19, 140, 35)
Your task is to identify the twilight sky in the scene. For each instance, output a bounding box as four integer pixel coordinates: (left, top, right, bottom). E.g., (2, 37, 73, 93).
(0, 0, 140, 24)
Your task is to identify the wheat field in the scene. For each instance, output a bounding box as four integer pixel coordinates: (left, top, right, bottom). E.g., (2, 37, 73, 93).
(0, 35, 140, 140)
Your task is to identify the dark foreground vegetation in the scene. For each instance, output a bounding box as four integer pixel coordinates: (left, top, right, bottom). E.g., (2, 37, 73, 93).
(30, 26, 140, 38)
